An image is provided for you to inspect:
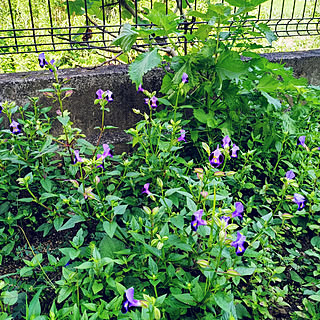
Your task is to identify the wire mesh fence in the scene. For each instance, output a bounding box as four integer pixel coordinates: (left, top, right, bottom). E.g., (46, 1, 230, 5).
(0, 0, 319, 56)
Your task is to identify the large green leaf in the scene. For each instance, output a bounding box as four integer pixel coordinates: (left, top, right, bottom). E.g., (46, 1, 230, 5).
(225, 0, 268, 8)
(113, 23, 138, 53)
(216, 50, 247, 82)
(129, 49, 161, 87)
(146, 2, 180, 34)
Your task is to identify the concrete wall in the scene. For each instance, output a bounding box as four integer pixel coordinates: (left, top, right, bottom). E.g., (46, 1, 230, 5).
(1, 49, 320, 152)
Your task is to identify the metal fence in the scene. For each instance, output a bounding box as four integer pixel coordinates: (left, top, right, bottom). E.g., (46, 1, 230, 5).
(0, 0, 319, 55)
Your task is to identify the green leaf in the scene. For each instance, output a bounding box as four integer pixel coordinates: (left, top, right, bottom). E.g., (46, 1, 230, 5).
(114, 205, 128, 216)
(148, 256, 158, 275)
(186, 198, 197, 212)
(103, 221, 118, 238)
(214, 291, 232, 313)
(170, 216, 184, 229)
(216, 50, 247, 82)
(194, 109, 208, 124)
(274, 266, 286, 274)
(57, 215, 85, 231)
(309, 295, 320, 302)
(40, 179, 53, 192)
(129, 49, 161, 88)
(290, 271, 304, 283)
(172, 293, 197, 306)
(225, 0, 268, 8)
(57, 115, 70, 126)
(146, 2, 180, 33)
(113, 23, 138, 52)
(92, 281, 104, 294)
(99, 235, 125, 259)
(261, 91, 282, 109)
(57, 287, 73, 303)
(76, 262, 93, 270)
(311, 236, 320, 248)
(27, 289, 42, 320)
(235, 266, 256, 275)
(256, 74, 279, 92)
(2, 290, 18, 306)
(256, 23, 277, 45)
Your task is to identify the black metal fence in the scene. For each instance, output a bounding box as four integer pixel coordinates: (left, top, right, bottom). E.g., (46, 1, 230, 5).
(0, 0, 319, 55)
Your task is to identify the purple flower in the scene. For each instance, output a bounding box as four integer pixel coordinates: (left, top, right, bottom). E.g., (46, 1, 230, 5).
(105, 90, 114, 102)
(10, 120, 22, 134)
(222, 135, 231, 149)
(150, 96, 158, 108)
(96, 89, 104, 99)
(182, 72, 189, 84)
(191, 209, 207, 232)
(178, 129, 186, 142)
(97, 144, 113, 168)
(293, 193, 305, 210)
(0, 102, 3, 113)
(231, 144, 240, 158)
(49, 59, 56, 72)
(138, 84, 144, 92)
(297, 136, 307, 148)
(285, 170, 295, 180)
(145, 97, 159, 109)
(74, 150, 84, 164)
(231, 232, 248, 256)
(232, 202, 244, 219)
(209, 145, 224, 168)
(38, 53, 48, 68)
(97, 144, 113, 160)
(221, 216, 231, 225)
(121, 287, 142, 314)
(142, 183, 151, 196)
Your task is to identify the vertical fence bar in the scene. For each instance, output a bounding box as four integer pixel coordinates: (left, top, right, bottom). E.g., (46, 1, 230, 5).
(65, 0, 73, 49)
(28, 0, 38, 52)
(101, 0, 106, 45)
(47, 0, 56, 51)
(7, 0, 19, 53)
(119, 0, 122, 27)
(135, 0, 138, 26)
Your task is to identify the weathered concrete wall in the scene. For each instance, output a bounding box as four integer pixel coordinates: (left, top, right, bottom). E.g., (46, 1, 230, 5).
(0, 65, 164, 152)
(0, 49, 320, 151)
(261, 49, 320, 86)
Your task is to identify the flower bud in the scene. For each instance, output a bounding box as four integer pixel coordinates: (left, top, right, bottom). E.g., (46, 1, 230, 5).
(281, 213, 293, 219)
(197, 259, 209, 268)
(64, 90, 73, 98)
(214, 171, 226, 177)
(225, 269, 240, 277)
(154, 307, 161, 320)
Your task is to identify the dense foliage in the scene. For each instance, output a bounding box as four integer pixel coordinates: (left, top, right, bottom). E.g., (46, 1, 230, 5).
(1, 1, 320, 319)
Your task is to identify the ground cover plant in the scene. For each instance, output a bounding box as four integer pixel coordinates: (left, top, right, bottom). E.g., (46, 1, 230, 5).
(1, 0, 320, 319)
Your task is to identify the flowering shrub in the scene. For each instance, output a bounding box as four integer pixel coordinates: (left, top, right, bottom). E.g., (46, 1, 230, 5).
(1, 3, 320, 320)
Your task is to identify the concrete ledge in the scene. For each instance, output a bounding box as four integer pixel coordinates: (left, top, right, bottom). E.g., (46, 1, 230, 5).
(1, 49, 320, 151)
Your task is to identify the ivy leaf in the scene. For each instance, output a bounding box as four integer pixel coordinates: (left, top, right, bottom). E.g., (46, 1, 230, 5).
(113, 23, 138, 52)
(129, 49, 161, 88)
(256, 23, 277, 45)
